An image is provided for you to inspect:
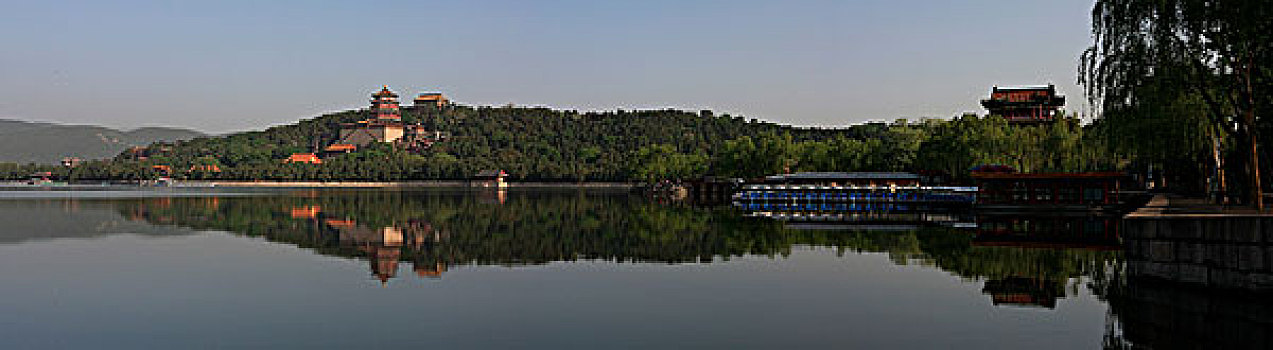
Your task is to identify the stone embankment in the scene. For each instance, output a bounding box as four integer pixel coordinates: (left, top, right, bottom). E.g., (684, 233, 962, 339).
(1124, 195, 1273, 291)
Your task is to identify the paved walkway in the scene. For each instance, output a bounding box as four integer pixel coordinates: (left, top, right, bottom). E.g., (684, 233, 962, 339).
(1127, 194, 1272, 218)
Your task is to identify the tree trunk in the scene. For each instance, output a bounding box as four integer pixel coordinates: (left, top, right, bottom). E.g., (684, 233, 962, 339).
(1244, 53, 1263, 210)
(1213, 133, 1228, 204)
(1249, 122, 1262, 210)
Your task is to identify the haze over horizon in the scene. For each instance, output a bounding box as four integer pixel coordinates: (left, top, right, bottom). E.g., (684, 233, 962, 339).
(0, 0, 1094, 134)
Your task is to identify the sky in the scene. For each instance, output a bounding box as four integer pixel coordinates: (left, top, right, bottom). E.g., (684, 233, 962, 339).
(0, 0, 1096, 134)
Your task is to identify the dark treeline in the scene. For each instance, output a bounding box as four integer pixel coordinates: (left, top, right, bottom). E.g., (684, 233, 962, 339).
(0, 104, 1119, 183)
(1083, 0, 1273, 202)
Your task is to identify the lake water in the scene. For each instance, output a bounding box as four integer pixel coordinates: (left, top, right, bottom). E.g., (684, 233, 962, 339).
(0, 188, 1263, 349)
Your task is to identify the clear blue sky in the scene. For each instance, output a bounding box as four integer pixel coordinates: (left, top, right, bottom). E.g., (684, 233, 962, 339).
(0, 0, 1095, 133)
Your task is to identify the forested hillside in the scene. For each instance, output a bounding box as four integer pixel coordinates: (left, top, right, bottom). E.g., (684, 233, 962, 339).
(41, 105, 853, 181)
(0, 104, 1123, 182)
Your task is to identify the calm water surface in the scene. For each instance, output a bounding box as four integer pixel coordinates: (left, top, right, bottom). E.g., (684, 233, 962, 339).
(0, 188, 1252, 349)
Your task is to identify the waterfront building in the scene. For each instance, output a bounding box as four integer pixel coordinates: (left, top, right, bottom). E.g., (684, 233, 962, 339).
(734, 171, 977, 223)
(980, 85, 1065, 124)
(413, 92, 448, 108)
(972, 172, 1125, 209)
(474, 170, 508, 188)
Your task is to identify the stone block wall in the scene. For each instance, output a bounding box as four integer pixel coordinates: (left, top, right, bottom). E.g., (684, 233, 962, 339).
(1124, 216, 1273, 291)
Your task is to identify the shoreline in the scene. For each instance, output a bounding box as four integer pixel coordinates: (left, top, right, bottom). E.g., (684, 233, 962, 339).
(176, 180, 642, 189)
(0, 180, 641, 190)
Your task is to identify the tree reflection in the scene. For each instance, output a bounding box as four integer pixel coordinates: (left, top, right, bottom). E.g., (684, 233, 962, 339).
(27, 189, 1273, 346)
(112, 190, 1119, 294)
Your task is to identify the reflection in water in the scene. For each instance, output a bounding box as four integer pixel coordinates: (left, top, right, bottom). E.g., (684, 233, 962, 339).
(0, 199, 199, 243)
(7, 189, 1272, 347)
(1096, 273, 1273, 349)
(103, 191, 1120, 299)
(970, 214, 1122, 310)
(321, 215, 446, 283)
(983, 277, 1063, 308)
(975, 213, 1122, 250)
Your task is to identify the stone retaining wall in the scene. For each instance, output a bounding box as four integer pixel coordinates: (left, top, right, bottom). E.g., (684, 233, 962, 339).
(1124, 216, 1273, 291)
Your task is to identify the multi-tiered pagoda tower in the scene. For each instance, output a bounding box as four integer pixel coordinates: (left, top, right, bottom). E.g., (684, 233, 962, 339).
(370, 85, 401, 120)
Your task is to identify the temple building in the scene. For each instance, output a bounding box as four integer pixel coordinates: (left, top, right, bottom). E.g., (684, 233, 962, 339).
(323, 143, 358, 155)
(329, 86, 450, 149)
(980, 85, 1065, 124)
(413, 92, 448, 108)
(336, 120, 406, 146)
(370, 86, 401, 120)
(285, 153, 323, 164)
(279, 86, 452, 164)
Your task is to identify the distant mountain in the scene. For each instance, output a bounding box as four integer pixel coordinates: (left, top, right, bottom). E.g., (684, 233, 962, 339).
(0, 119, 206, 164)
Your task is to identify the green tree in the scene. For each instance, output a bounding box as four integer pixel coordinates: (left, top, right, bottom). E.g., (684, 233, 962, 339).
(1082, 0, 1273, 205)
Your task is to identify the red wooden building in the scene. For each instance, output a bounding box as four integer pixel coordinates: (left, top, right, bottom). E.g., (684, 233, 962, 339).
(285, 153, 324, 164)
(980, 85, 1065, 124)
(972, 172, 1125, 209)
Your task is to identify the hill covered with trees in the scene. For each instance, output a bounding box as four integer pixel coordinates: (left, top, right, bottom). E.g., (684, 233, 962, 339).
(0, 103, 1122, 183)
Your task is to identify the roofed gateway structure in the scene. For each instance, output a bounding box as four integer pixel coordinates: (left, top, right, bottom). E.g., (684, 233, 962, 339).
(980, 84, 1065, 124)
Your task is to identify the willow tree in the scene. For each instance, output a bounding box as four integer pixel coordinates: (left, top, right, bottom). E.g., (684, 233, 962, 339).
(1081, 0, 1272, 207)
